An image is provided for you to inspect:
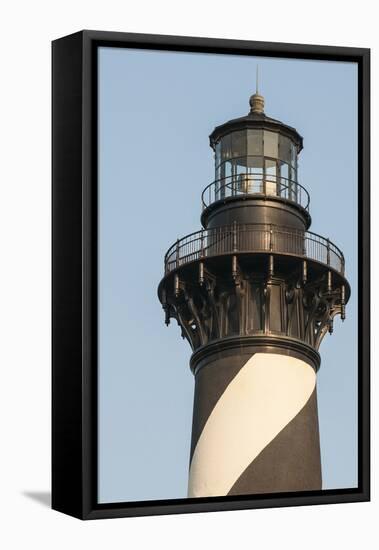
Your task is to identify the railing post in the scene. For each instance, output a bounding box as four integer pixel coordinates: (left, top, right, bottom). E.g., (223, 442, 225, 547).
(269, 223, 273, 251)
(176, 239, 180, 269)
(200, 229, 204, 258)
(268, 254, 274, 278)
(199, 261, 204, 286)
(232, 255, 237, 281)
(326, 238, 330, 266)
(341, 284, 346, 320)
(302, 260, 307, 284)
(233, 220, 238, 252)
(327, 270, 332, 293)
(174, 273, 180, 297)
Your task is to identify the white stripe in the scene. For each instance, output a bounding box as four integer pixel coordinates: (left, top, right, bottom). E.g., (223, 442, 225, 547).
(188, 353, 316, 497)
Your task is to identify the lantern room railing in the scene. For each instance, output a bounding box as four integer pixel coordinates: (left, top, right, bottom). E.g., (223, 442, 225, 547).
(202, 174, 310, 211)
(164, 223, 345, 276)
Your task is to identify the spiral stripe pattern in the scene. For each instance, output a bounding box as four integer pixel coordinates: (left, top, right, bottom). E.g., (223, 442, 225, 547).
(188, 352, 321, 497)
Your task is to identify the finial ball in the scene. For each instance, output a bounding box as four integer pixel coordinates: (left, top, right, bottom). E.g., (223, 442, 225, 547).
(249, 93, 265, 114)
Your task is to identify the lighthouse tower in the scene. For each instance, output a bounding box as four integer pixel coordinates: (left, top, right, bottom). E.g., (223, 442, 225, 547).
(158, 88, 350, 497)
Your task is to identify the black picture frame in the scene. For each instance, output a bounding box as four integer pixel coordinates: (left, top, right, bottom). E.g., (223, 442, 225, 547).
(52, 30, 370, 520)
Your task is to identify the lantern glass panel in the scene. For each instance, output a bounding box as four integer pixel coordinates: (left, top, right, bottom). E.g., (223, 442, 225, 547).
(265, 159, 277, 196)
(221, 134, 232, 162)
(280, 161, 289, 183)
(265, 159, 277, 179)
(231, 130, 247, 159)
(247, 129, 263, 156)
(264, 131, 278, 158)
(289, 165, 298, 201)
(279, 135, 291, 164)
(291, 142, 297, 167)
(215, 141, 221, 167)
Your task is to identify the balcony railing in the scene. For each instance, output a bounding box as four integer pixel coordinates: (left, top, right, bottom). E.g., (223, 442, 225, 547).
(201, 174, 310, 211)
(164, 223, 345, 276)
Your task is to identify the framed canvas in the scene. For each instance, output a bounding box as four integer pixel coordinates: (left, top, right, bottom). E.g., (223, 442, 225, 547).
(52, 30, 370, 520)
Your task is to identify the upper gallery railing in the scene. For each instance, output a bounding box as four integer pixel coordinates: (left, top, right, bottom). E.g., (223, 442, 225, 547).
(201, 174, 310, 211)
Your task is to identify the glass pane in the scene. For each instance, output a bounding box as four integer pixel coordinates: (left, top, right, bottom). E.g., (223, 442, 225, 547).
(219, 162, 227, 198)
(234, 155, 249, 172)
(289, 166, 298, 201)
(230, 160, 238, 195)
(264, 131, 278, 158)
(247, 156, 263, 170)
(221, 134, 232, 162)
(224, 160, 232, 179)
(290, 164, 297, 183)
(215, 141, 221, 167)
(291, 142, 297, 167)
(236, 161, 247, 174)
(237, 173, 251, 194)
(280, 162, 289, 181)
(247, 129, 263, 156)
(265, 159, 277, 178)
(279, 135, 291, 164)
(279, 162, 289, 196)
(215, 163, 221, 182)
(231, 130, 247, 159)
(265, 159, 277, 196)
(246, 156, 263, 193)
(220, 163, 226, 193)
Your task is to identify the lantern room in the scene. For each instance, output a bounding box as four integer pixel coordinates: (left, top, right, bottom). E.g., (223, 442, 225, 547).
(213, 127, 298, 199)
(202, 91, 310, 230)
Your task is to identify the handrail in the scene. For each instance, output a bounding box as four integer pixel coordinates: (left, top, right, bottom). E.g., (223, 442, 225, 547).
(201, 174, 310, 211)
(164, 223, 345, 276)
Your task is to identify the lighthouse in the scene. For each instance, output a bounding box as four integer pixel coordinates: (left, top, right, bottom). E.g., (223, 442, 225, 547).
(157, 86, 350, 498)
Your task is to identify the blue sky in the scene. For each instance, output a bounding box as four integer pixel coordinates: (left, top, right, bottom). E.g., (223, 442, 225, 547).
(98, 47, 358, 503)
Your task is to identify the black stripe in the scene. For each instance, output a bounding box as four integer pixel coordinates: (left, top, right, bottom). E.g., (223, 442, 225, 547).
(227, 388, 321, 495)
